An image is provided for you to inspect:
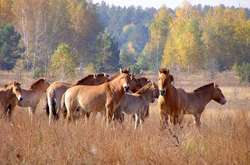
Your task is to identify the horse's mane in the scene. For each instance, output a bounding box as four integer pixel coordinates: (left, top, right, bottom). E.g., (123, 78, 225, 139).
(135, 82, 154, 95)
(194, 83, 214, 93)
(75, 74, 94, 85)
(75, 73, 110, 85)
(30, 79, 45, 89)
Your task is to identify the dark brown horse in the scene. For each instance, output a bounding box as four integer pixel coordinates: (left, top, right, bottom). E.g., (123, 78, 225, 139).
(158, 68, 226, 128)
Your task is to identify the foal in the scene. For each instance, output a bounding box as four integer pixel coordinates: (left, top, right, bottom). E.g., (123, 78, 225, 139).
(114, 82, 159, 129)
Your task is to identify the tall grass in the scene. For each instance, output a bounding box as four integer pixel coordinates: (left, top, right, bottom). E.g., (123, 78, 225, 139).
(0, 107, 249, 164)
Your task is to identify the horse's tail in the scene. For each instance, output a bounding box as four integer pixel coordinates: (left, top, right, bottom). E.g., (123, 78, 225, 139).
(44, 95, 50, 116)
(47, 90, 58, 120)
(61, 93, 67, 119)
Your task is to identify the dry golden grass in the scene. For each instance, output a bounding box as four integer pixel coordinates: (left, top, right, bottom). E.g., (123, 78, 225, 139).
(0, 71, 250, 164)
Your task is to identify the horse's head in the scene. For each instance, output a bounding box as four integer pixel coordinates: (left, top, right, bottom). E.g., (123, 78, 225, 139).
(5, 81, 23, 101)
(158, 68, 173, 96)
(152, 82, 159, 99)
(212, 83, 227, 105)
(148, 82, 159, 103)
(119, 68, 131, 93)
(129, 75, 150, 93)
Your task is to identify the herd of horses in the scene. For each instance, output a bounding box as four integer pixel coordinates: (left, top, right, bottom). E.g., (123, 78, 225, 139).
(0, 68, 226, 129)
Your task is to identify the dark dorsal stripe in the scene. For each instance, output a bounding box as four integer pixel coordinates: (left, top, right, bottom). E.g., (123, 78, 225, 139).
(30, 79, 45, 89)
(194, 83, 214, 93)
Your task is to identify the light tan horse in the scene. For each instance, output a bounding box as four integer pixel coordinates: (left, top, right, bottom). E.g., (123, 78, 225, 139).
(62, 69, 132, 124)
(158, 69, 226, 128)
(114, 82, 159, 129)
(46, 73, 110, 123)
(18, 78, 50, 118)
(0, 81, 22, 120)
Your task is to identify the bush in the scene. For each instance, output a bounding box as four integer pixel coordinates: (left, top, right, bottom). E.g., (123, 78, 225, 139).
(233, 63, 250, 82)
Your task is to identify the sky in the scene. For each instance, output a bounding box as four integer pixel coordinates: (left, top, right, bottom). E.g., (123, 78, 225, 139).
(91, 0, 250, 9)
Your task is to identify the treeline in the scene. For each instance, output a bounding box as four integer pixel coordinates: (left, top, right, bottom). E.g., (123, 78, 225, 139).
(1, 0, 250, 78)
(140, 3, 250, 72)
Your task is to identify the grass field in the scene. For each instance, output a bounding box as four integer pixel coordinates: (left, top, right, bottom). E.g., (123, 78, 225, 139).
(0, 71, 250, 164)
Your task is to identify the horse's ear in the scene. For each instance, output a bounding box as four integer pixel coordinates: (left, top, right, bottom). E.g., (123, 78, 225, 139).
(119, 68, 122, 73)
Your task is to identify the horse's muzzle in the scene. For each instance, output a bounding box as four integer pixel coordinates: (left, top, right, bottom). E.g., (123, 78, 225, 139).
(124, 86, 129, 93)
(18, 96, 23, 101)
(159, 90, 166, 96)
(220, 98, 227, 105)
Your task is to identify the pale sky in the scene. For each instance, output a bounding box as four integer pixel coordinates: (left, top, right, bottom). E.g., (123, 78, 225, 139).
(91, 0, 250, 9)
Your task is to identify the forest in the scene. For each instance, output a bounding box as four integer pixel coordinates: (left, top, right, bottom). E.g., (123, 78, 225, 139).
(1, 0, 250, 79)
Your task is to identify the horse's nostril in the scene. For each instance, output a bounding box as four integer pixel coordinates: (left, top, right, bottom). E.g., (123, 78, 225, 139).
(159, 90, 166, 96)
(124, 86, 129, 92)
(19, 97, 23, 101)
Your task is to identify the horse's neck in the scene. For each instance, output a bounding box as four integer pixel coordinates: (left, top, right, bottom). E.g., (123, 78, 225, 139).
(108, 77, 124, 96)
(166, 85, 177, 100)
(141, 90, 153, 102)
(195, 89, 213, 108)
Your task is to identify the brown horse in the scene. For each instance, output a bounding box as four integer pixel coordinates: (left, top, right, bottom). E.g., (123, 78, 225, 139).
(70, 75, 151, 121)
(129, 76, 149, 93)
(46, 73, 110, 123)
(62, 69, 132, 124)
(158, 69, 226, 128)
(18, 78, 50, 118)
(114, 82, 159, 129)
(0, 81, 22, 120)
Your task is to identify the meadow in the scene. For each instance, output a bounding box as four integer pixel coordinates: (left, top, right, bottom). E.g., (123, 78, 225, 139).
(0, 71, 250, 165)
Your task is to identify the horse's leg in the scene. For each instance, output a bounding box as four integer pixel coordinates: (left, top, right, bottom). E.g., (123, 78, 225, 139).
(134, 114, 139, 129)
(160, 110, 168, 129)
(105, 102, 114, 127)
(194, 113, 201, 127)
(28, 107, 35, 121)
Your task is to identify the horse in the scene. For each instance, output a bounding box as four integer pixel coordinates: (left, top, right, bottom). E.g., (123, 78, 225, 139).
(0, 81, 23, 120)
(46, 73, 110, 123)
(61, 68, 132, 124)
(18, 78, 50, 118)
(129, 76, 149, 93)
(114, 82, 159, 129)
(63, 74, 151, 121)
(158, 68, 226, 128)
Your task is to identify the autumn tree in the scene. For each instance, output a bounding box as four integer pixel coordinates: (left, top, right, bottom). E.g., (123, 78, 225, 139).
(0, 0, 14, 27)
(140, 6, 173, 71)
(202, 7, 250, 71)
(162, 2, 203, 70)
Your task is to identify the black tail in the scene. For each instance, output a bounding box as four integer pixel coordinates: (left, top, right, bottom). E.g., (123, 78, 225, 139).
(46, 93, 59, 120)
(44, 96, 50, 116)
(61, 93, 67, 119)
